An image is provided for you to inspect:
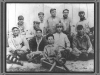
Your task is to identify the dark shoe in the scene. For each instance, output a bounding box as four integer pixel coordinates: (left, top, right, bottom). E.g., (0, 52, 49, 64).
(73, 57, 79, 61)
(79, 53, 88, 61)
(17, 61, 23, 66)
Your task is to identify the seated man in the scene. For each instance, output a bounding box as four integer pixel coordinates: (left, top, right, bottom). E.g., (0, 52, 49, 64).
(53, 23, 72, 60)
(42, 34, 61, 64)
(27, 29, 47, 63)
(7, 27, 29, 65)
(72, 25, 94, 60)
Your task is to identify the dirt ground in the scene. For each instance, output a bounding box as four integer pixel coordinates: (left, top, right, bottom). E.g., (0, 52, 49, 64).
(6, 59, 94, 72)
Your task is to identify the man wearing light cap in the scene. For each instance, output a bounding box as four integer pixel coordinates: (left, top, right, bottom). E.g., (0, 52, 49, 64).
(26, 21, 40, 40)
(53, 23, 72, 60)
(7, 27, 30, 65)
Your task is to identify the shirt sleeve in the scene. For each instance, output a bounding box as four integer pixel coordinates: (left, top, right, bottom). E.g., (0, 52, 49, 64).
(43, 46, 48, 58)
(86, 35, 92, 49)
(85, 21, 90, 33)
(65, 35, 70, 47)
(8, 38, 16, 50)
(72, 36, 77, 48)
(43, 20, 48, 35)
(72, 36, 81, 52)
(21, 36, 29, 50)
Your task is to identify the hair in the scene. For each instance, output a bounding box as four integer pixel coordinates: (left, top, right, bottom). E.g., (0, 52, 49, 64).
(77, 25, 84, 30)
(12, 27, 19, 31)
(46, 34, 54, 40)
(36, 29, 42, 33)
(38, 12, 44, 16)
(50, 8, 56, 13)
(78, 11, 85, 15)
(56, 22, 63, 27)
(63, 9, 69, 13)
(33, 21, 40, 24)
(18, 15, 24, 20)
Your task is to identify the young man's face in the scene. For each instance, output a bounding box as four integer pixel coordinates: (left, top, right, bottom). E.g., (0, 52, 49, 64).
(79, 13, 85, 18)
(18, 20, 24, 22)
(51, 10, 56, 17)
(77, 29, 84, 36)
(36, 31, 42, 38)
(57, 26, 63, 33)
(38, 14, 44, 22)
(34, 23, 40, 30)
(48, 36, 54, 44)
(63, 10, 69, 18)
(12, 28, 20, 36)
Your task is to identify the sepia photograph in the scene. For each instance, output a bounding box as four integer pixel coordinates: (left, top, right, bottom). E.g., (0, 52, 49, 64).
(6, 3, 94, 72)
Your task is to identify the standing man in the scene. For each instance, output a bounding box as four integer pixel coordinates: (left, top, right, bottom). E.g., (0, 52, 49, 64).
(46, 8, 61, 34)
(61, 9, 73, 36)
(72, 25, 94, 60)
(18, 15, 25, 32)
(38, 12, 46, 35)
(61, 9, 74, 47)
(76, 11, 90, 34)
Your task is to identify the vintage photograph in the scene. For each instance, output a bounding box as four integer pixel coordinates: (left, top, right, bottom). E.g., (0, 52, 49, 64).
(6, 3, 94, 72)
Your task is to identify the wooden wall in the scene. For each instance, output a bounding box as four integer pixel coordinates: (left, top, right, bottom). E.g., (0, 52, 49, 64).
(6, 3, 94, 33)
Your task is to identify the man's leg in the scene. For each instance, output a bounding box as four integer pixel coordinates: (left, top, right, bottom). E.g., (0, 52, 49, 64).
(71, 50, 80, 61)
(6, 48, 23, 66)
(88, 50, 94, 60)
(16, 50, 28, 60)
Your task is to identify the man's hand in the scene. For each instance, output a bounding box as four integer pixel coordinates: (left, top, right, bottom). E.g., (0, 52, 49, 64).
(78, 50, 82, 54)
(81, 50, 87, 53)
(9, 50, 15, 54)
(66, 47, 72, 52)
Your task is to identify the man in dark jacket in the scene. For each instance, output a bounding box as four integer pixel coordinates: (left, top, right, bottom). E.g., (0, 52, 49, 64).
(27, 29, 47, 63)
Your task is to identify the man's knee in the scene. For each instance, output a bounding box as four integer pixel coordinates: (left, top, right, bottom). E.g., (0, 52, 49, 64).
(88, 53, 94, 59)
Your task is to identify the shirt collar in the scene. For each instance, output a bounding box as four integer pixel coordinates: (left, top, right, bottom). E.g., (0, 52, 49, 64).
(56, 32, 63, 35)
(36, 37, 43, 42)
(76, 33, 86, 39)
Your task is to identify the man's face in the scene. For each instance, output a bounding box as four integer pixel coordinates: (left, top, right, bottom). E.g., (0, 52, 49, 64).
(34, 23, 40, 30)
(51, 10, 56, 17)
(57, 26, 63, 33)
(79, 13, 85, 18)
(63, 10, 69, 18)
(18, 20, 24, 22)
(36, 31, 42, 38)
(77, 29, 84, 36)
(48, 36, 54, 44)
(38, 14, 44, 22)
(12, 28, 20, 36)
